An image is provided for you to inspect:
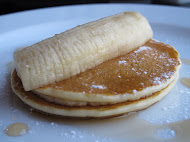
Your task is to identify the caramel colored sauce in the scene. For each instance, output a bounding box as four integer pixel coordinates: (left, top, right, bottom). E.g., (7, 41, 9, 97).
(42, 40, 180, 94)
(181, 58, 190, 65)
(180, 58, 190, 88)
(181, 78, 190, 88)
(5, 122, 29, 136)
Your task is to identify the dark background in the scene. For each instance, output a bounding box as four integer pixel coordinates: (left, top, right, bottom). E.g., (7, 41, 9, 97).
(0, 0, 190, 15)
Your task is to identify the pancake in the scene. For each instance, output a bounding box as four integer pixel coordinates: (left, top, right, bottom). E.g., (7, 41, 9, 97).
(11, 69, 179, 118)
(34, 40, 181, 106)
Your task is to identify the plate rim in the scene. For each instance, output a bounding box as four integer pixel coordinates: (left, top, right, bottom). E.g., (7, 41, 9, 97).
(0, 3, 190, 35)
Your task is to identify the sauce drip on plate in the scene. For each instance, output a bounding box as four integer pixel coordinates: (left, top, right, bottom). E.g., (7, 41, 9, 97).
(5, 122, 29, 136)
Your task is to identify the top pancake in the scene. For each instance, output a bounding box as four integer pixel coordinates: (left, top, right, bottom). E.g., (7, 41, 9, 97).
(34, 40, 181, 103)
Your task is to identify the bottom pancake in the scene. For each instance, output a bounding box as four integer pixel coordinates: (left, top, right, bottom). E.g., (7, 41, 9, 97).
(11, 70, 178, 118)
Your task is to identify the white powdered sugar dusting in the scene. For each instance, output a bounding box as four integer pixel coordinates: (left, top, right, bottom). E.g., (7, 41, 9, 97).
(118, 60, 127, 65)
(91, 85, 107, 89)
(134, 46, 152, 53)
(162, 73, 170, 79)
(144, 71, 147, 74)
(132, 68, 135, 71)
(132, 89, 137, 94)
(153, 77, 161, 84)
(167, 58, 174, 63)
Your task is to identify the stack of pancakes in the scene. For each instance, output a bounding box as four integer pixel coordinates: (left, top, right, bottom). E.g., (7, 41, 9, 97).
(11, 12, 181, 118)
(11, 40, 181, 118)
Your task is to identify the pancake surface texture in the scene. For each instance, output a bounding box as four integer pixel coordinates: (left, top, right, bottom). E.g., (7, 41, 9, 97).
(34, 40, 181, 106)
(11, 70, 178, 118)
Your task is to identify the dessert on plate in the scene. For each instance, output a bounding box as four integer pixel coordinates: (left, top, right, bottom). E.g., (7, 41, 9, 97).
(11, 12, 181, 118)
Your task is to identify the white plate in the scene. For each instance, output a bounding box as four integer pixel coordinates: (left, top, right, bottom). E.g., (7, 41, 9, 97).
(0, 4, 190, 142)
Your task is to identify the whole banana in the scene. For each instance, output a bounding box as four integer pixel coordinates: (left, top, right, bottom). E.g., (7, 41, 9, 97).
(14, 12, 153, 91)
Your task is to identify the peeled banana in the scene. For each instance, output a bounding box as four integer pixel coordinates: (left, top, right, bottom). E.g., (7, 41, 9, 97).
(14, 12, 153, 91)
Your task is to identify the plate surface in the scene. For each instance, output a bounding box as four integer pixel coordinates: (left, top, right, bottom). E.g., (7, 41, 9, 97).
(0, 4, 190, 142)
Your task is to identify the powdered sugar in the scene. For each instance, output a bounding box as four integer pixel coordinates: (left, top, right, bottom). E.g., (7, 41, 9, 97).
(153, 77, 162, 84)
(134, 46, 152, 53)
(91, 85, 107, 89)
(132, 89, 137, 94)
(118, 60, 127, 65)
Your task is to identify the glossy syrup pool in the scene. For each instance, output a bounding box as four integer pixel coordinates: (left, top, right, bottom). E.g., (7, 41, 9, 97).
(1, 23, 190, 141)
(180, 78, 190, 88)
(5, 122, 29, 136)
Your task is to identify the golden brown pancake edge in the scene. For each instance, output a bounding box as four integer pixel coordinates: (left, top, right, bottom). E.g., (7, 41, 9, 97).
(11, 69, 179, 118)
